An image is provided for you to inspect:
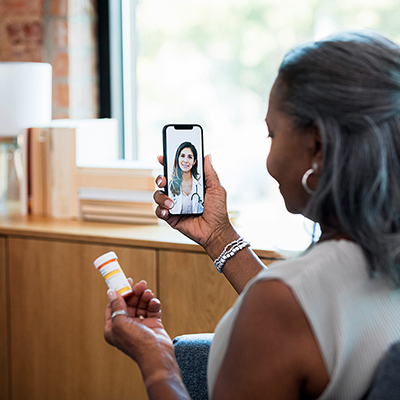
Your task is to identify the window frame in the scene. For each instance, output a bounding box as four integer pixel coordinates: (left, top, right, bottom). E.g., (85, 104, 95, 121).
(97, 0, 138, 160)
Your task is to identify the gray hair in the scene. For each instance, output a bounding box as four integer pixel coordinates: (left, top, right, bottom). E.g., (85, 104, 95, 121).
(278, 30, 400, 286)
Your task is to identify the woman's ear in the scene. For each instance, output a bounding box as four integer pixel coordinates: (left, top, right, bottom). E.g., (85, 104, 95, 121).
(310, 123, 323, 169)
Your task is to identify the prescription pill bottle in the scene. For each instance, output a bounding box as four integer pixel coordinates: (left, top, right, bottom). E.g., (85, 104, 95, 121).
(94, 251, 133, 297)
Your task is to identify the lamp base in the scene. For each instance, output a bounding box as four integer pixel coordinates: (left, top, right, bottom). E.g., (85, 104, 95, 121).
(0, 136, 22, 216)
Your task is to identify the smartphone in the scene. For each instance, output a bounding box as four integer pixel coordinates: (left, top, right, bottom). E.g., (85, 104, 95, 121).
(163, 124, 205, 215)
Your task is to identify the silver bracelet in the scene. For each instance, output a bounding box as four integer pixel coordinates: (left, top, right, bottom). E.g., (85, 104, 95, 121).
(214, 237, 250, 273)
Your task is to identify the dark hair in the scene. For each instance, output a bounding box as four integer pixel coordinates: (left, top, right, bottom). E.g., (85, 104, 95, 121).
(278, 30, 400, 285)
(170, 141, 200, 196)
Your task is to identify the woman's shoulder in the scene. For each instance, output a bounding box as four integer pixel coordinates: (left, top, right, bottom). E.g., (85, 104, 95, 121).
(239, 239, 370, 310)
(193, 176, 203, 186)
(259, 239, 365, 279)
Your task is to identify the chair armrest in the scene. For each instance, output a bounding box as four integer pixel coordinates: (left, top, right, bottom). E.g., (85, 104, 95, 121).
(173, 333, 214, 400)
(364, 341, 400, 399)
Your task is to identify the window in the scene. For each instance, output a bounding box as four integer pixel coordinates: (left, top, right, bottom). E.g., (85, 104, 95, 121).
(103, 0, 400, 251)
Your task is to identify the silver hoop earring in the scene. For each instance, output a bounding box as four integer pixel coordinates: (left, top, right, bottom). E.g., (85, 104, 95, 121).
(302, 163, 319, 195)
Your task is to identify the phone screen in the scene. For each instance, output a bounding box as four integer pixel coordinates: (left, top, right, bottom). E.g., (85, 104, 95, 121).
(163, 124, 205, 215)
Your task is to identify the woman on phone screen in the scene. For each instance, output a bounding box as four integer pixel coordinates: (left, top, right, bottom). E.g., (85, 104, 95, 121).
(169, 141, 204, 214)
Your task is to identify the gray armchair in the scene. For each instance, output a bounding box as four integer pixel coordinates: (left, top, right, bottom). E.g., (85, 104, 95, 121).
(173, 334, 213, 400)
(173, 334, 400, 400)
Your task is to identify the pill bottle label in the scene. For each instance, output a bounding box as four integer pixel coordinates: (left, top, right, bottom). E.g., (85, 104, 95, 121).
(94, 252, 133, 297)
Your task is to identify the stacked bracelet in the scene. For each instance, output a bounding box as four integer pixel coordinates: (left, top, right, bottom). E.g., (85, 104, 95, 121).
(214, 237, 250, 273)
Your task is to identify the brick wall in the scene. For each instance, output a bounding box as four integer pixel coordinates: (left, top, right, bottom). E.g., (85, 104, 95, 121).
(0, 0, 99, 119)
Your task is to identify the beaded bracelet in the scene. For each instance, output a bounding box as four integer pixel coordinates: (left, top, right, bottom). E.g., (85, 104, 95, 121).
(214, 237, 250, 273)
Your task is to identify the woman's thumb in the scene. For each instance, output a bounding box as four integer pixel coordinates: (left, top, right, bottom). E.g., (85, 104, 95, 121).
(204, 154, 220, 188)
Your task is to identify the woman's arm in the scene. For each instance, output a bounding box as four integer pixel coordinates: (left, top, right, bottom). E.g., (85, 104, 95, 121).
(203, 230, 267, 294)
(154, 155, 266, 294)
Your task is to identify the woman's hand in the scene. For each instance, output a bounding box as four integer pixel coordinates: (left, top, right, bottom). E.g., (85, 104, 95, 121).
(104, 279, 173, 365)
(104, 280, 191, 399)
(153, 154, 238, 259)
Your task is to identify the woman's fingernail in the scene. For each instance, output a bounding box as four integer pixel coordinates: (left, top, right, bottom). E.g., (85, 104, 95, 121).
(161, 209, 168, 218)
(156, 177, 163, 187)
(165, 199, 174, 208)
(208, 153, 212, 165)
(107, 289, 117, 301)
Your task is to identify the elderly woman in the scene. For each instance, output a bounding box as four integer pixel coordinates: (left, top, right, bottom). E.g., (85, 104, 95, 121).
(104, 30, 400, 400)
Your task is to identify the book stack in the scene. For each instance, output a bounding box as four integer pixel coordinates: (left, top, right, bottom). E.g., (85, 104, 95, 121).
(22, 118, 162, 225)
(77, 161, 161, 224)
(23, 125, 78, 218)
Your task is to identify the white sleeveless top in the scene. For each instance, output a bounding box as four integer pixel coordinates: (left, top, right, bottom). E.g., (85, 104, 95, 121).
(207, 240, 400, 399)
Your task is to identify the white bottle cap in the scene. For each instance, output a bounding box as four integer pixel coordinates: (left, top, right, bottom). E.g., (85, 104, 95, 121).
(94, 251, 118, 269)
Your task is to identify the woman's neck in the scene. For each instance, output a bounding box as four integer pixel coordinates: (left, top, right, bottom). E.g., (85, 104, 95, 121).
(181, 171, 192, 182)
(318, 225, 352, 243)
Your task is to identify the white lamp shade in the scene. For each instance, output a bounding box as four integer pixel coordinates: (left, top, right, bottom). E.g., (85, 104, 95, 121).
(0, 62, 52, 137)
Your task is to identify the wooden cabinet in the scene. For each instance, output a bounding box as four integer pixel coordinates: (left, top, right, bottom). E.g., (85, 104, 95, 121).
(0, 217, 281, 400)
(159, 250, 238, 339)
(8, 238, 156, 400)
(0, 236, 10, 400)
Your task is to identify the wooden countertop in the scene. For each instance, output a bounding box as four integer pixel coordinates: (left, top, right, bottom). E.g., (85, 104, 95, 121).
(0, 215, 281, 259)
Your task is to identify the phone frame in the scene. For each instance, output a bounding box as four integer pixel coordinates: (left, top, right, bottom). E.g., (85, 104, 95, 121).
(162, 124, 205, 216)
